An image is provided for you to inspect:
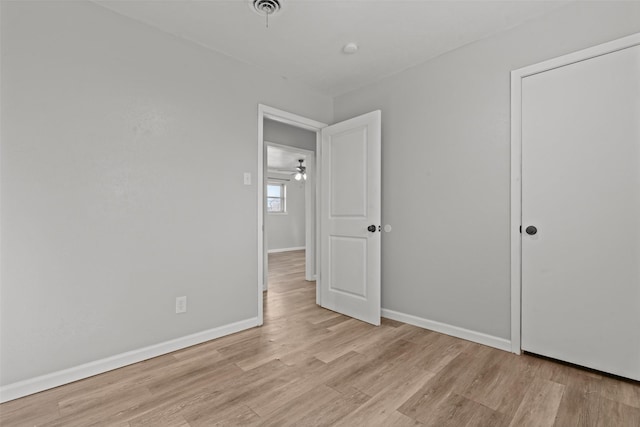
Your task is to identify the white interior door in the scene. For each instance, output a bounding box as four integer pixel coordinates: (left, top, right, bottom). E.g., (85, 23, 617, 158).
(521, 44, 640, 380)
(320, 111, 381, 325)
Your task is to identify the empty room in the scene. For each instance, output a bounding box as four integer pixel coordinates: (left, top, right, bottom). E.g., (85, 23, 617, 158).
(1, 0, 639, 425)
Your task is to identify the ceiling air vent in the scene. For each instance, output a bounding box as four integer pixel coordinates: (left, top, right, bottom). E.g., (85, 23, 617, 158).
(252, 0, 281, 17)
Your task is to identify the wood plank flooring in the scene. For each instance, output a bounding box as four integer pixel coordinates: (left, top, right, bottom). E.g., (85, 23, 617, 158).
(1, 249, 639, 426)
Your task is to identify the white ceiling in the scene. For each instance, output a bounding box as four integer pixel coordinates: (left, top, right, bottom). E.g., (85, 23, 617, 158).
(267, 145, 307, 174)
(95, 0, 570, 97)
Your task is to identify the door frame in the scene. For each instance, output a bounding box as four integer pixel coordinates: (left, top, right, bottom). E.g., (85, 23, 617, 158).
(264, 141, 316, 286)
(257, 104, 327, 325)
(510, 32, 640, 354)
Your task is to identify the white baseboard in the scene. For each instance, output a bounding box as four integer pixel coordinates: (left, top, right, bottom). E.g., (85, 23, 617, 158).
(381, 308, 512, 352)
(267, 246, 305, 254)
(0, 317, 259, 403)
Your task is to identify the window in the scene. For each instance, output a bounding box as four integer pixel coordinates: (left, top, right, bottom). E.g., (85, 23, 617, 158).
(267, 183, 286, 213)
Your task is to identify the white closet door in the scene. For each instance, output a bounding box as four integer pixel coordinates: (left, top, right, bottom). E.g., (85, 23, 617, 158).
(521, 45, 640, 380)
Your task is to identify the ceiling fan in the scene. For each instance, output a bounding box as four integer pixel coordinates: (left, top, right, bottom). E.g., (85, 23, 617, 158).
(271, 159, 307, 181)
(293, 159, 306, 181)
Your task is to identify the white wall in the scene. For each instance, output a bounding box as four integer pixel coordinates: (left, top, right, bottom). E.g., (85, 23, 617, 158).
(334, 1, 640, 341)
(266, 174, 306, 251)
(0, 0, 332, 389)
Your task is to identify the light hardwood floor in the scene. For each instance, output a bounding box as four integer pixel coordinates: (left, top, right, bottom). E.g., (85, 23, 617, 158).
(2, 250, 639, 426)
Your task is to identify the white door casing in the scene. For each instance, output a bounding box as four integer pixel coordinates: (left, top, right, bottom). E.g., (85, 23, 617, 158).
(514, 37, 640, 380)
(320, 111, 382, 325)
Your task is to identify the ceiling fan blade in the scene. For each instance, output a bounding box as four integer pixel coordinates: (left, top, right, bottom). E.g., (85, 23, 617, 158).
(269, 168, 297, 174)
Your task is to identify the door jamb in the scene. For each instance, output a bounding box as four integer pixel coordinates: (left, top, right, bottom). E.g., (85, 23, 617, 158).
(510, 32, 640, 354)
(257, 104, 327, 325)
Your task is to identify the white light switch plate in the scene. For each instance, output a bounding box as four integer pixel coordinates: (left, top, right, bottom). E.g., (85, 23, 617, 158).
(243, 172, 251, 185)
(175, 296, 187, 314)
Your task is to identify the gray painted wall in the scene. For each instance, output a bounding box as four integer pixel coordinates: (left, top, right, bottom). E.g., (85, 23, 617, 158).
(266, 174, 306, 251)
(0, 1, 332, 386)
(334, 1, 640, 340)
(3, 0, 640, 392)
(264, 119, 317, 152)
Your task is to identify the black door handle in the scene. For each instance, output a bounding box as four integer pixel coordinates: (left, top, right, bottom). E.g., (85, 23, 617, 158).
(367, 225, 377, 232)
(525, 225, 538, 235)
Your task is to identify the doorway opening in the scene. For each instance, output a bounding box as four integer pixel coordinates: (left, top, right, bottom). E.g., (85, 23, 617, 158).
(264, 142, 315, 287)
(257, 105, 327, 325)
(258, 105, 382, 327)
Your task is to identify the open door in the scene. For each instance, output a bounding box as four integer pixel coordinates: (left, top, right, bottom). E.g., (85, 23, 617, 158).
(319, 111, 381, 325)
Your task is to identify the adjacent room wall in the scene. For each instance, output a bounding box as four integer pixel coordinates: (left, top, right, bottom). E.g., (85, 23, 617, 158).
(0, 0, 332, 390)
(266, 173, 306, 252)
(264, 119, 317, 152)
(264, 119, 316, 267)
(333, 1, 640, 342)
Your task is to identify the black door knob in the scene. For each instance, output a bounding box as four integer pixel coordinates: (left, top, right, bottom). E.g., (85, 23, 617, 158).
(525, 226, 538, 235)
(367, 225, 376, 232)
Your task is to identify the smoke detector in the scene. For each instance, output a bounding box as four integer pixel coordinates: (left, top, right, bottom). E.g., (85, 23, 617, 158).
(343, 42, 359, 54)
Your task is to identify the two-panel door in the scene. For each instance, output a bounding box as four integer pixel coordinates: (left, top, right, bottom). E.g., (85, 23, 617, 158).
(319, 111, 381, 325)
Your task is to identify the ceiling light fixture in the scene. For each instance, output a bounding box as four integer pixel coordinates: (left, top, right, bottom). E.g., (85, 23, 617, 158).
(294, 159, 307, 181)
(251, 0, 281, 28)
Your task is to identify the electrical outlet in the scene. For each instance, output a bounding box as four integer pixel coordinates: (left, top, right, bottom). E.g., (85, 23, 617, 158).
(175, 296, 187, 314)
